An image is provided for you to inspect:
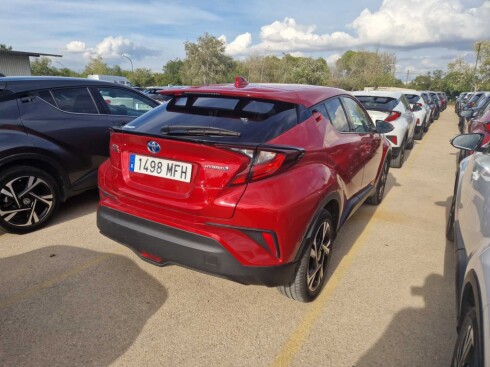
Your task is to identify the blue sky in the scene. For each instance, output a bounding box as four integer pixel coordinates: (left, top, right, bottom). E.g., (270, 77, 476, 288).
(1, 0, 489, 79)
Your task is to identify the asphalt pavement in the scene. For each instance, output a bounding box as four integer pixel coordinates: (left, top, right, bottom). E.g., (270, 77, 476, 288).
(0, 108, 459, 367)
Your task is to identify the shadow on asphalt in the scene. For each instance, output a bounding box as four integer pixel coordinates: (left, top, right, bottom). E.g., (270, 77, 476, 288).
(49, 189, 100, 227)
(326, 171, 398, 279)
(354, 197, 456, 366)
(0, 245, 167, 366)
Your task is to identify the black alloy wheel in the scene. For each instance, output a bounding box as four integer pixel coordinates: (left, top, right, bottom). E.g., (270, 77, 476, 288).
(278, 210, 334, 302)
(367, 160, 389, 205)
(0, 166, 59, 234)
(451, 307, 481, 367)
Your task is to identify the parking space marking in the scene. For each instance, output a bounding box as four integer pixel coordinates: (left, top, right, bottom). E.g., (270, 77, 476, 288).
(271, 133, 429, 366)
(0, 253, 111, 311)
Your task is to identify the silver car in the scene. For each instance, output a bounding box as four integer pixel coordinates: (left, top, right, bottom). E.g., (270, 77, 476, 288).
(447, 133, 490, 366)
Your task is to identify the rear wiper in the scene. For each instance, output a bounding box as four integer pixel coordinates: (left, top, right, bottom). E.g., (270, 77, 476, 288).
(161, 125, 241, 137)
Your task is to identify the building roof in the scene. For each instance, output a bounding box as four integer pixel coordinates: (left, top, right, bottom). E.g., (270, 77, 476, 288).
(0, 50, 62, 58)
(0, 76, 123, 92)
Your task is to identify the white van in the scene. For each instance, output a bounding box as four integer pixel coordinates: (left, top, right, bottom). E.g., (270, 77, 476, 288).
(87, 74, 133, 87)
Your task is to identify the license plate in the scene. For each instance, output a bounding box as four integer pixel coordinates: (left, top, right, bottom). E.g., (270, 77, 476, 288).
(129, 154, 192, 183)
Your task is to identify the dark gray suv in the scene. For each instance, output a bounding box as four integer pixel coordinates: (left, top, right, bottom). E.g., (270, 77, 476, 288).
(0, 77, 159, 233)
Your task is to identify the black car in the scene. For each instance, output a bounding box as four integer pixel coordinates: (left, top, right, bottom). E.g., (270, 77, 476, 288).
(0, 77, 159, 233)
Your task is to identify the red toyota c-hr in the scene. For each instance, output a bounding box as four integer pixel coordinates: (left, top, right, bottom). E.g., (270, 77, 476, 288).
(97, 78, 393, 302)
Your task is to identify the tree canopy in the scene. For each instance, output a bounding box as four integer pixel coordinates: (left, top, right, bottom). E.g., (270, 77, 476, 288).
(26, 34, 490, 97)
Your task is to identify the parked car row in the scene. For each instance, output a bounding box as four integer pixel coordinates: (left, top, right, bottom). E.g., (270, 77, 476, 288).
(456, 91, 490, 134)
(448, 91, 490, 365)
(352, 90, 442, 169)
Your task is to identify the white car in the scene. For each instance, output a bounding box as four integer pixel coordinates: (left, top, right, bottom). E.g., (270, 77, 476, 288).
(353, 91, 416, 168)
(447, 133, 490, 366)
(404, 92, 430, 140)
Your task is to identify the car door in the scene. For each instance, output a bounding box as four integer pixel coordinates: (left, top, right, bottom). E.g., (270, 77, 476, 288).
(18, 86, 112, 190)
(458, 151, 490, 256)
(90, 86, 158, 126)
(319, 97, 365, 199)
(341, 96, 382, 188)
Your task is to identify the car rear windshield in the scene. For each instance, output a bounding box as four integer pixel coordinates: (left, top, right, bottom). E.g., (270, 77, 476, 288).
(122, 95, 299, 143)
(405, 94, 421, 104)
(354, 96, 398, 111)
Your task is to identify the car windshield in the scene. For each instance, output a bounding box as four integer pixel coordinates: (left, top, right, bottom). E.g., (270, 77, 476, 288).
(123, 95, 300, 143)
(354, 96, 398, 111)
(405, 94, 421, 104)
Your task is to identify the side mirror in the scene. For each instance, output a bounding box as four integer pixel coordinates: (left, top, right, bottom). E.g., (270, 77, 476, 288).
(460, 110, 473, 118)
(375, 120, 395, 134)
(451, 133, 484, 151)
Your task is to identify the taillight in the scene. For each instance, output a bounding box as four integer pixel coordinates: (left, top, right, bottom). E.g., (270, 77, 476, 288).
(484, 122, 490, 133)
(385, 111, 401, 122)
(416, 103, 422, 107)
(229, 148, 303, 186)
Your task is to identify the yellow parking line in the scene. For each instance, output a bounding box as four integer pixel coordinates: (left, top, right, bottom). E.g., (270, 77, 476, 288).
(0, 254, 111, 311)
(271, 205, 382, 367)
(271, 130, 432, 367)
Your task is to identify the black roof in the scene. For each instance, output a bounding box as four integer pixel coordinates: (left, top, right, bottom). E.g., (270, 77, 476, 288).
(0, 76, 128, 93)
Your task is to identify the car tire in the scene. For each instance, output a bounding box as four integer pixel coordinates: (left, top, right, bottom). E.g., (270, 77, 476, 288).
(366, 159, 389, 205)
(278, 210, 334, 302)
(414, 128, 423, 140)
(406, 134, 414, 150)
(451, 307, 482, 367)
(0, 166, 60, 234)
(446, 196, 455, 242)
(390, 143, 405, 168)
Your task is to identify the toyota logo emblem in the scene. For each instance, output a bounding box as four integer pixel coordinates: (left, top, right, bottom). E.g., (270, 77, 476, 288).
(147, 141, 161, 154)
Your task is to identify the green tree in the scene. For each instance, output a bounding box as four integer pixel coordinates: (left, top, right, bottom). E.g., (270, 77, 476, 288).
(128, 68, 155, 87)
(332, 50, 398, 90)
(288, 57, 330, 85)
(0, 44, 13, 51)
(31, 57, 57, 76)
(409, 73, 432, 91)
(181, 33, 235, 85)
(82, 55, 110, 76)
(475, 40, 490, 90)
(162, 58, 184, 85)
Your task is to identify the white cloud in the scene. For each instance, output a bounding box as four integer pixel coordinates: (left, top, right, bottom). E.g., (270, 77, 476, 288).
(223, 0, 490, 57)
(65, 36, 160, 61)
(224, 32, 252, 56)
(351, 0, 490, 47)
(65, 41, 86, 53)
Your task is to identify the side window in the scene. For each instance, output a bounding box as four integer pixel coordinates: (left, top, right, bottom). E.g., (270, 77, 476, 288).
(310, 102, 328, 118)
(324, 98, 350, 132)
(96, 87, 154, 117)
(51, 87, 98, 114)
(30, 90, 57, 107)
(341, 97, 372, 133)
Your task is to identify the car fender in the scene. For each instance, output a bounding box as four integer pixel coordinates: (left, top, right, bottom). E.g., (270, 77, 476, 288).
(0, 150, 71, 201)
(293, 187, 343, 263)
